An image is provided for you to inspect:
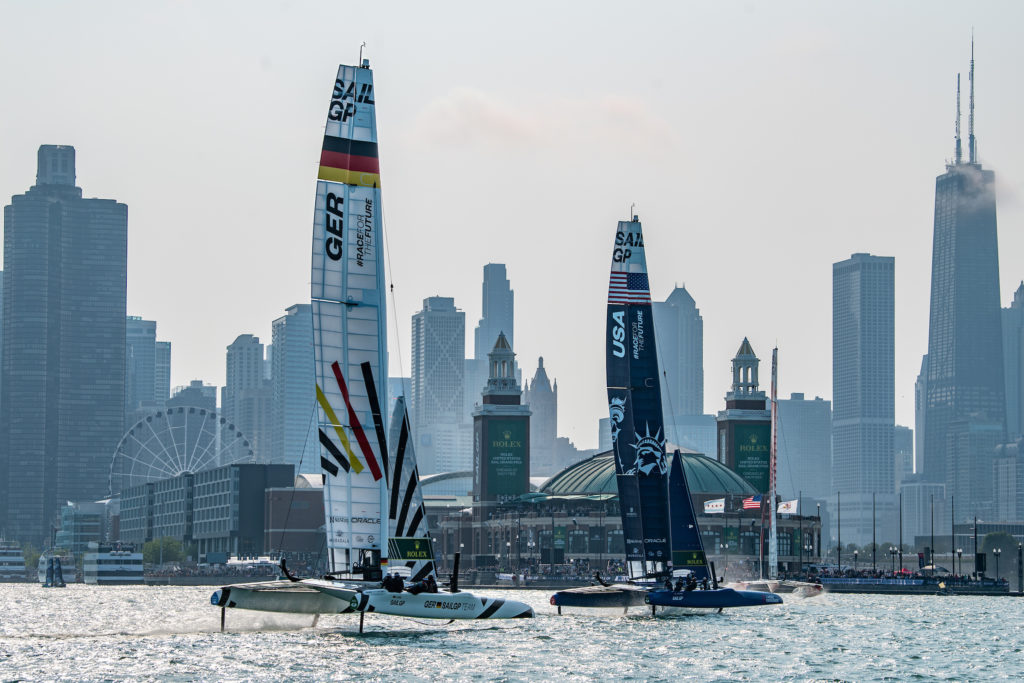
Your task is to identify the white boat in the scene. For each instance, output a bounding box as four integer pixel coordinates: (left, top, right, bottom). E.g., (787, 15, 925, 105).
(729, 349, 820, 600)
(0, 540, 27, 581)
(727, 579, 823, 598)
(214, 57, 532, 629)
(83, 543, 144, 585)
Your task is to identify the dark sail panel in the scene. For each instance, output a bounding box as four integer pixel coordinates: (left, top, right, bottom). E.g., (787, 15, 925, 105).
(668, 451, 710, 580)
(606, 216, 671, 577)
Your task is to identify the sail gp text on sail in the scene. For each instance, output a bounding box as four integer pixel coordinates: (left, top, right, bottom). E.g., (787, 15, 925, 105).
(328, 78, 375, 123)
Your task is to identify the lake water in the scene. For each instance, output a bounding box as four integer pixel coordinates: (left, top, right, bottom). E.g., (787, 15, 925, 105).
(0, 584, 1021, 680)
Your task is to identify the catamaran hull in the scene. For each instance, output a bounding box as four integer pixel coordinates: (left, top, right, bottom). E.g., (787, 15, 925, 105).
(550, 584, 649, 609)
(350, 589, 534, 620)
(727, 580, 823, 599)
(644, 588, 783, 612)
(211, 580, 356, 614)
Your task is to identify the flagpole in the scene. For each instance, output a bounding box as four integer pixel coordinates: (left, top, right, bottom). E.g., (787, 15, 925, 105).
(799, 490, 803, 573)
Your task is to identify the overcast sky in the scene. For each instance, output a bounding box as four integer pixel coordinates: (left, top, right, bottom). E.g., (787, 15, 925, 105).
(3, 1, 1024, 449)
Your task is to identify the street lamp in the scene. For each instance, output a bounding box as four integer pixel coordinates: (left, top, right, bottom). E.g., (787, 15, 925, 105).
(505, 541, 511, 572)
(994, 548, 1002, 581)
(889, 546, 897, 575)
(854, 550, 859, 572)
(956, 548, 963, 578)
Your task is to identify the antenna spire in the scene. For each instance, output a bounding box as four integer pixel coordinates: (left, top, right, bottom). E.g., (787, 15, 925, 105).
(954, 73, 962, 165)
(968, 32, 976, 164)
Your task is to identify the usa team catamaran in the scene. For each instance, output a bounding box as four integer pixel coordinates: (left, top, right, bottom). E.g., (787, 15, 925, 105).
(211, 58, 533, 629)
(551, 215, 782, 613)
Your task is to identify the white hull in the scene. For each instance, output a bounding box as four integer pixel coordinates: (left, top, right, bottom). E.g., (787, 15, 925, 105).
(212, 579, 359, 614)
(726, 580, 823, 599)
(350, 589, 534, 620)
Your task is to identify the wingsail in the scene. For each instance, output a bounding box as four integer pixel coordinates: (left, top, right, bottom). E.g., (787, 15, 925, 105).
(311, 61, 389, 575)
(605, 216, 671, 578)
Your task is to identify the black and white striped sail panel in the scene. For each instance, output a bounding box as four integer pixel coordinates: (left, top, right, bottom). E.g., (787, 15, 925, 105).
(311, 61, 389, 574)
(386, 397, 436, 581)
(605, 217, 671, 576)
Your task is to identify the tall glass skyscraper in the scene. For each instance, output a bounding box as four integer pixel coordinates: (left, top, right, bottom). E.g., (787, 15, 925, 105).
(271, 304, 316, 473)
(923, 53, 1005, 521)
(473, 263, 514, 359)
(1, 146, 127, 545)
(652, 286, 704, 417)
(832, 253, 895, 545)
(411, 297, 467, 473)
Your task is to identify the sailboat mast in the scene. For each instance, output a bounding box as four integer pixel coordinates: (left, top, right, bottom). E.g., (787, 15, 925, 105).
(768, 347, 778, 580)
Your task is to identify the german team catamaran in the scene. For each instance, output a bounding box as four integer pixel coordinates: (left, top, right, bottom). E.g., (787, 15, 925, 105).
(551, 215, 781, 613)
(212, 58, 533, 629)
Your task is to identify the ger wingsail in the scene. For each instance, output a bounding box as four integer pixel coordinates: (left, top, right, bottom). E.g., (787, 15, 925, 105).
(213, 58, 532, 628)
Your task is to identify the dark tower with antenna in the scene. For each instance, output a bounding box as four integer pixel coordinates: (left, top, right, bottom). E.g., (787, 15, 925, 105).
(923, 38, 1005, 521)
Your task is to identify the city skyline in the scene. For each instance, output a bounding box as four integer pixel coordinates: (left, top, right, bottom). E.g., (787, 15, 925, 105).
(4, 5, 1024, 449)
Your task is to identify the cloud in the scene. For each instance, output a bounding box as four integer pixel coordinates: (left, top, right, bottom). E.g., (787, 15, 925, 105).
(404, 87, 680, 155)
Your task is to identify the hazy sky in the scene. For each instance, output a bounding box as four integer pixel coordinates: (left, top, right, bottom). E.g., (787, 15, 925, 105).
(3, 1, 1024, 449)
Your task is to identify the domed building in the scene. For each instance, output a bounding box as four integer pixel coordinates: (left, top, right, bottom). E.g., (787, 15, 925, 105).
(430, 448, 822, 576)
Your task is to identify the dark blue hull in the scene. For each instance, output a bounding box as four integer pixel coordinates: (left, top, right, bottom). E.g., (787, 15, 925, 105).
(550, 584, 649, 609)
(644, 588, 782, 609)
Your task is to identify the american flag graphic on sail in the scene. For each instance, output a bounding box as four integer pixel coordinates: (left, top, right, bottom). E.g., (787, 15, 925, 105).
(608, 271, 651, 304)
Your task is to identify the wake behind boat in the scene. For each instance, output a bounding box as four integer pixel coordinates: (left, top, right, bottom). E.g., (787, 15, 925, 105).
(213, 57, 531, 630)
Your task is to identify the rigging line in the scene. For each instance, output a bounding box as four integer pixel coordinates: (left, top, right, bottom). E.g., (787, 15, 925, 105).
(276, 401, 320, 555)
(379, 192, 410, 403)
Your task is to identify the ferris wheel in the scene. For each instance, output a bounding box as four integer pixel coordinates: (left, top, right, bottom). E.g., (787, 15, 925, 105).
(109, 405, 257, 496)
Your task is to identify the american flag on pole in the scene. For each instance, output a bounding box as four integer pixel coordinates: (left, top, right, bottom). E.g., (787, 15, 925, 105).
(608, 271, 651, 304)
(742, 494, 763, 510)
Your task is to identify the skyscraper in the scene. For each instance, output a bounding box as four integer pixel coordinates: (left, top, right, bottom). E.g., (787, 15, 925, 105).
(466, 264, 515, 422)
(923, 50, 1006, 522)
(1, 145, 127, 544)
(125, 317, 171, 419)
(1001, 283, 1024, 441)
(125, 317, 157, 417)
(155, 341, 171, 404)
(832, 253, 896, 545)
(523, 357, 557, 476)
(473, 264, 514, 359)
(652, 286, 704, 417)
(411, 297, 466, 473)
(223, 334, 271, 463)
(775, 393, 832, 503)
(271, 304, 316, 473)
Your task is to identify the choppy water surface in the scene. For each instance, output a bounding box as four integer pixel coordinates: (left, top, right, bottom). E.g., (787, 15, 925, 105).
(0, 584, 1021, 681)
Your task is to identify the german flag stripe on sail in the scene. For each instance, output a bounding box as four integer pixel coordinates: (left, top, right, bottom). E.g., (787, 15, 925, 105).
(318, 135, 381, 187)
